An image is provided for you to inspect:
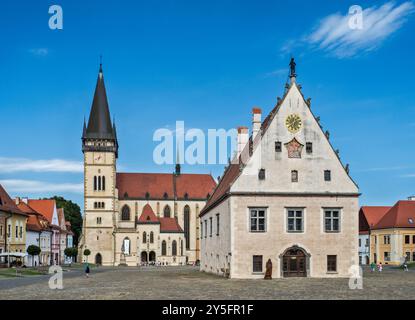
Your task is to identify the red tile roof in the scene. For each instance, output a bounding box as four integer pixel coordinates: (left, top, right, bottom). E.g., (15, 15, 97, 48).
(16, 201, 50, 232)
(373, 201, 415, 229)
(359, 206, 391, 231)
(0, 185, 26, 216)
(27, 199, 56, 224)
(200, 164, 240, 216)
(159, 217, 183, 233)
(116, 172, 216, 200)
(138, 204, 159, 223)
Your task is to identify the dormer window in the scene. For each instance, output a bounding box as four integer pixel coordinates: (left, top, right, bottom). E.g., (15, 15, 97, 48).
(306, 142, 313, 154)
(163, 192, 168, 199)
(258, 169, 266, 180)
(145, 192, 150, 200)
(184, 193, 189, 200)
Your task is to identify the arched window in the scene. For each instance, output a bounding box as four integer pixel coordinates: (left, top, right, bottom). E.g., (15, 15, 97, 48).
(94, 176, 97, 191)
(122, 237, 131, 255)
(121, 205, 130, 221)
(150, 232, 154, 244)
(161, 240, 167, 256)
(164, 205, 171, 218)
(172, 240, 177, 256)
(102, 176, 106, 191)
(98, 176, 102, 190)
(184, 205, 190, 250)
(143, 232, 147, 244)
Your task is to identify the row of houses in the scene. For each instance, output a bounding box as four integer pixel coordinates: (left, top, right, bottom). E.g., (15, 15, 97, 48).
(359, 197, 415, 266)
(0, 184, 74, 267)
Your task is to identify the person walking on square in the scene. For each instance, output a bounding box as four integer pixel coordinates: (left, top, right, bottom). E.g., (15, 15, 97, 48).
(370, 262, 376, 272)
(403, 261, 409, 272)
(378, 262, 383, 272)
(85, 262, 90, 278)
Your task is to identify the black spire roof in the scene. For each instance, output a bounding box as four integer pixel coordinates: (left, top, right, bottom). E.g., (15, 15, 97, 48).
(82, 64, 118, 157)
(84, 64, 116, 140)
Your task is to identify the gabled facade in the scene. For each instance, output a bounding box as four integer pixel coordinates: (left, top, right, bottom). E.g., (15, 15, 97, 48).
(16, 198, 52, 266)
(0, 185, 28, 262)
(200, 59, 360, 279)
(28, 199, 61, 265)
(78, 64, 216, 266)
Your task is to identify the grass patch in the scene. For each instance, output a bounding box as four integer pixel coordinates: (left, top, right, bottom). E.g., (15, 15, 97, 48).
(0, 268, 47, 278)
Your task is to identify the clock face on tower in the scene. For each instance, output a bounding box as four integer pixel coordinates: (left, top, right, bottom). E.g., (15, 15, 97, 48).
(94, 153, 104, 164)
(285, 114, 302, 133)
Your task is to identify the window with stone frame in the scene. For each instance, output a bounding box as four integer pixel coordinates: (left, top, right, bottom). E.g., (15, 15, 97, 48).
(405, 235, 410, 244)
(258, 169, 266, 180)
(252, 255, 263, 273)
(275, 141, 282, 153)
(209, 217, 213, 237)
(324, 170, 331, 181)
(216, 214, 220, 236)
(327, 255, 337, 272)
(384, 235, 391, 245)
(291, 170, 298, 183)
(324, 209, 341, 232)
(121, 205, 130, 221)
(250, 208, 267, 232)
(306, 142, 313, 154)
(287, 209, 304, 232)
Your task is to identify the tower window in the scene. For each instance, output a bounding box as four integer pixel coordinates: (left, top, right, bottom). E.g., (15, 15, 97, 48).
(102, 176, 106, 191)
(306, 142, 313, 154)
(275, 141, 282, 153)
(94, 176, 97, 191)
(324, 170, 331, 181)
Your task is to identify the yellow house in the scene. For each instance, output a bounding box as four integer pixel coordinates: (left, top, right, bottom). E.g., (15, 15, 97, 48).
(371, 200, 415, 265)
(0, 185, 28, 255)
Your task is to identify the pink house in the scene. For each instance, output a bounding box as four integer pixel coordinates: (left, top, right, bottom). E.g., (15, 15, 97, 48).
(27, 200, 61, 265)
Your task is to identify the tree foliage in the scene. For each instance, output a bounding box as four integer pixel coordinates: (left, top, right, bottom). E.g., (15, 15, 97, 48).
(27, 245, 41, 257)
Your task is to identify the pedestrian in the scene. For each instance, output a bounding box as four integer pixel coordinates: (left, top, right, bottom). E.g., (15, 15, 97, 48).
(85, 262, 90, 278)
(403, 262, 409, 272)
(378, 262, 383, 272)
(370, 261, 376, 272)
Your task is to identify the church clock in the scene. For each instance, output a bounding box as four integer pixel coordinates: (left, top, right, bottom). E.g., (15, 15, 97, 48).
(285, 114, 302, 133)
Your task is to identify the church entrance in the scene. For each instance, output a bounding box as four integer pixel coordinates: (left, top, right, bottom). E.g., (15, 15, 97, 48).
(95, 253, 102, 265)
(281, 246, 308, 277)
(141, 251, 148, 263)
(149, 251, 156, 263)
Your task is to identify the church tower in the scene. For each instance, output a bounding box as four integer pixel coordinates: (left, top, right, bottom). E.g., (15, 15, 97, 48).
(81, 64, 118, 266)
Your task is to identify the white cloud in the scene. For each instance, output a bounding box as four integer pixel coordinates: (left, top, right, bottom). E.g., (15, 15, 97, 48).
(0, 157, 83, 173)
(283, 1, 415, 58)
(0, 179, 83, 194)
(263, 68, 289, 78)
(29, 48, 49, 57)
(357, 165, 412, 172)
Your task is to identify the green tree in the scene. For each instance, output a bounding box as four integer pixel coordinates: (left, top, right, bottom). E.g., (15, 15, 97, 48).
(83, 249, 91, 262)
(64, 247, 78, 266)
(48, 196, 82, 246)
(27, 245, 41, 267)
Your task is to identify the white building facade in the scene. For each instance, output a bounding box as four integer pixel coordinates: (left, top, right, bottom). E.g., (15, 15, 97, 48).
(200, 60, 360, 279)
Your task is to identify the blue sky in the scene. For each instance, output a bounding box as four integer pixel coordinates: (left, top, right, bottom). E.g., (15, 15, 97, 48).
(0, 0, 414, 209)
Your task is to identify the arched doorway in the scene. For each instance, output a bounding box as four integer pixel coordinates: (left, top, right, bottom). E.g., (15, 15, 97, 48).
(149, 251, 156, 262)
(95, 253, 102, 265)
(141, 251, 148, 263)
(281, 246, 309, 277)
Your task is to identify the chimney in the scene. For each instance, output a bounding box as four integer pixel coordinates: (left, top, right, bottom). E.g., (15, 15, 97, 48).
(15, 197, 21, 205)
(237, 126, 249, 158)
(252, 107, 262, 138)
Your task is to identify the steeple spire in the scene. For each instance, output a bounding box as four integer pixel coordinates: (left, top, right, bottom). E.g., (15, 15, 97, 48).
(175, 147, 181, 176)
(82, 61, 118, 157)
(289, 57, 297, 84)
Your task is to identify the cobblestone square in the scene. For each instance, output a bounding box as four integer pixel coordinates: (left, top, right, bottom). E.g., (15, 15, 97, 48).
(0, 266, 414, 300)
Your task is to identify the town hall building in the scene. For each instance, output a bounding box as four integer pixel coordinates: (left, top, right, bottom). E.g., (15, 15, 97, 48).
(78, 64, 216, 266)
(200, 59, 360, 279)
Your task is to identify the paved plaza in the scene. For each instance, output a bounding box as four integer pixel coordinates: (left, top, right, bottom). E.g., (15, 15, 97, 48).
(0, 266, 414, 300)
